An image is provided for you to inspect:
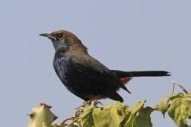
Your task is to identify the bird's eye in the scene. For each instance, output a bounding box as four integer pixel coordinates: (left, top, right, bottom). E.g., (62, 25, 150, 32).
(56, 33, 63, 38)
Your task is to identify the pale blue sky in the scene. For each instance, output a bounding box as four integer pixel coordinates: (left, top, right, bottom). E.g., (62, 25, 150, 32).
(0, 0, 191, 127)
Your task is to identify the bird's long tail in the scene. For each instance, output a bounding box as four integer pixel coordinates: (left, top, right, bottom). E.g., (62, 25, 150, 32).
(111, 70, 170, 95)
(111, 70, 170, 77)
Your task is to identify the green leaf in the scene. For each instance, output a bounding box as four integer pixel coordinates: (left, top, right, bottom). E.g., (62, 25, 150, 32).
(28, 103, 57, 127)
(133, 107, 154, 127)
(93, 102, 126, 127)
(167, 93, 191, 127)
(124, 101, 153, 127)
(158, 96, 170, 116)
(79, 104, 94, 127)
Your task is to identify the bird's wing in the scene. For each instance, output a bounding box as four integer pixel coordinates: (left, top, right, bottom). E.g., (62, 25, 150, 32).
(69, 54, 114, 83)
(71, 54, 110, 74)
(70, 55, 132, 92)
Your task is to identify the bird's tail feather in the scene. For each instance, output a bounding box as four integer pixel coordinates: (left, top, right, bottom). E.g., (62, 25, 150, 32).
(111, 70, 170, 77)
(108, 92, 124, 102)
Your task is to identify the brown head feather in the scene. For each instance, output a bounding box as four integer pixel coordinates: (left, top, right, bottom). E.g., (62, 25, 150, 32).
(50, 30, 87, 53)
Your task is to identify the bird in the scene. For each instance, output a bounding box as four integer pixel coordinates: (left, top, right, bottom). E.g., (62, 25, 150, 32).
(39, 30, 170, 102)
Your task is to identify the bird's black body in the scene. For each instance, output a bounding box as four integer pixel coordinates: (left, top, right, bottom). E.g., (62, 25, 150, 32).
(40, 30, 170, 102)
(53, 50, 126, 101)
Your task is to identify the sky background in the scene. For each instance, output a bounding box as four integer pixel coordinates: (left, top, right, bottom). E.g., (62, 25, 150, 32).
(0, 0, 191, 127)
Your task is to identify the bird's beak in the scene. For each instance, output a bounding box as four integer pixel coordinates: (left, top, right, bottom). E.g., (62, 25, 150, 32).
(39, 33, 56, 41)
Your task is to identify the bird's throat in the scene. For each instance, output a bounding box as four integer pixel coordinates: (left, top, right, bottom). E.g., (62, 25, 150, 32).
(53, 42, 68, 53)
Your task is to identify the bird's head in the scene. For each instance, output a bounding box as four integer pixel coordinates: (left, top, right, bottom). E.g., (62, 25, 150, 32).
(40, 30, 87, 52)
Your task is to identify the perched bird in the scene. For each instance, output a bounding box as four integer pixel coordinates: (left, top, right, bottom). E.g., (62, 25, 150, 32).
(40, 30, 170, 102)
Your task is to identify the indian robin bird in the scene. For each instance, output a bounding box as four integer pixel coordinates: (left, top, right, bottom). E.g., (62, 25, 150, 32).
(39, 30, 170, 102)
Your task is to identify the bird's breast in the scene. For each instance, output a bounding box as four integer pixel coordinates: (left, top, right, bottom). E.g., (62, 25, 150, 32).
(53, 56, 72, 84)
